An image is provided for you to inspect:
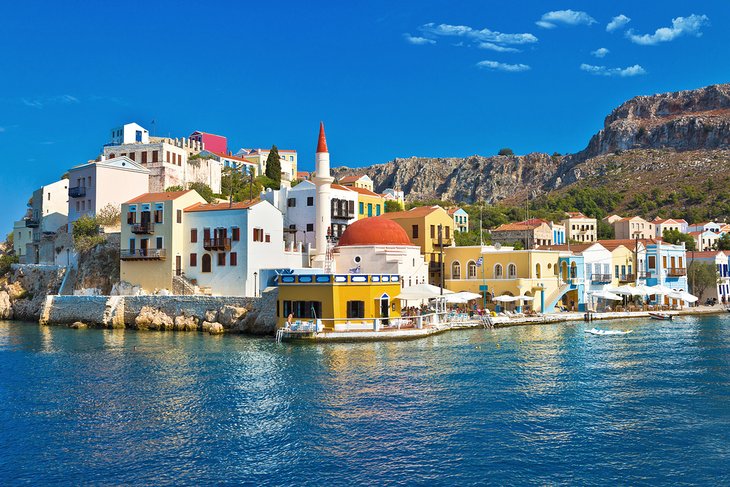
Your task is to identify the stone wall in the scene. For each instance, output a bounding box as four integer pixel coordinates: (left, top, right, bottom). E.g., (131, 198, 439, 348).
(43, 295, 110, 325)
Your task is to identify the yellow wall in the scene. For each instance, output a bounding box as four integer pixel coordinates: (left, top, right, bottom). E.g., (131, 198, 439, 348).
(609, 245, 636, 286)
(444, 247, 565, 311)
(277, 279, 401, 329)
(357, 193, 385, 219)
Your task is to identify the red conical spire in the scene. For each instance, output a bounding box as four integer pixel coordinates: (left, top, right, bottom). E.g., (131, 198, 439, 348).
(316, 121, 328, 153)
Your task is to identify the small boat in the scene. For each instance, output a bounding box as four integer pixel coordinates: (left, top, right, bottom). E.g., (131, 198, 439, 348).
(585, 328, 633, 336)
(649, 312, 673, 321)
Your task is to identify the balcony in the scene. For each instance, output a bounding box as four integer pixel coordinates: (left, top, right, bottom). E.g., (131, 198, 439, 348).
(68, 186, 86, 198)
(120, 249, 166, 261)
(24, 219, 39, 228)
(131, 222, 155, 234)
(204, 238, 231, 251)
(667, 267, 687, 277)
(619, 274, 636, 283)
(331, 208, 356, 219)
(591, 274, 612, 284)
(429, 262, 443, 272)
(432, 238, 453, 247)
(638, 271, 651, 279)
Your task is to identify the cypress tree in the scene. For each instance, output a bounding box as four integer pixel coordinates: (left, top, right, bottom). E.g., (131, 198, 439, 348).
(265, 145, 281, 186)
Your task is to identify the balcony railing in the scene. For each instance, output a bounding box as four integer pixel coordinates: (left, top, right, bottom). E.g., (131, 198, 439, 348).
(432, 238, 453, 247)
(331, 208, 356, 219)
(638, 271, 651, 279)
(204, 238, 231, 251)
(591, 274, 612, 283)
(429, 262, 443, 272)
(667, 267, 687, 277)
(24, 219, 39, 228)
(131, 222, 155, 234)
(120, 249, 166, 260)
(68, 186, 86, 198)
(619, 274, 635, 283)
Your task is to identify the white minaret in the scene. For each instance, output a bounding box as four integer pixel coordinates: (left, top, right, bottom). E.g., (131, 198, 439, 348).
(313, 122, 333, 267)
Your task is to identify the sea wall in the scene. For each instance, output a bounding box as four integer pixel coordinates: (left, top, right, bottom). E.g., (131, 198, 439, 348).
(39, 289, 279, 335)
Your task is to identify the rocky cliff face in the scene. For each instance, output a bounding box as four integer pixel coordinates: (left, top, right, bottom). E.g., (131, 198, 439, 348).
(334, 83, 730, 204)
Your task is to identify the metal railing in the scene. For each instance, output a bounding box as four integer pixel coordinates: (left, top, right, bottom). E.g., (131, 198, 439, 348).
(591, 274, 612, 283)
(619, 273, 635, 282)
(120, 248, 166, 260)
(24, 219, 39, 228)
(131, 222, 155, 234)
(667, 267, 687, 277)
(203, 238, 231, 251)
(68, 186, 86, 198)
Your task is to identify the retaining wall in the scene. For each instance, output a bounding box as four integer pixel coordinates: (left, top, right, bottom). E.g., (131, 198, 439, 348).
(44, 295, 110, 325)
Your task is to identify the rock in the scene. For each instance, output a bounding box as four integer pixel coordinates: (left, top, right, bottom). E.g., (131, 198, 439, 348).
(6, 281, 27, 301)
(0, 291, 12, 320)
(204, 310, 217, 322)
(70, 321, 87, 329)
(174, 314, 198, 332)
(135, 306, 173, 331)
(208, 322, 224, 335)
(217, 305, 247, 327)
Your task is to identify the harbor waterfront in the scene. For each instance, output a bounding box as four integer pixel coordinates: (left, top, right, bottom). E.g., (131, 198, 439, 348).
(2, 316, 730, 485)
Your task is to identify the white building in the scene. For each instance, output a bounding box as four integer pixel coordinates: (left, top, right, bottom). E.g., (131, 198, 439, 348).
(103, 123, 222, 193)
(236, 147, 298, 183)
(26, 179, 69, 263)
(690, 230, 720, 251)
(562, 212, 597, 243)
(687, 221, 724, 234)
(67, 156, 150, 225)
(183, 200, 305, 297)
(577, 243, 613, 308)
(690, 251, 730, 304)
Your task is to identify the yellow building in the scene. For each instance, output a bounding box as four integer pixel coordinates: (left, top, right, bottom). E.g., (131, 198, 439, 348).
(444, 245, 571, 312)
(276, 273, 401, 330)
(599, 239, 646, 286)
(381, 206, 455, 285)
(120, 190, 207, 292)
(351, 186, 385, 219)
(339, 174, 374, 192)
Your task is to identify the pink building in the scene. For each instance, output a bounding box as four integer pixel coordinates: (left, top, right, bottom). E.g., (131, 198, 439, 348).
(189, 131, 227, 154)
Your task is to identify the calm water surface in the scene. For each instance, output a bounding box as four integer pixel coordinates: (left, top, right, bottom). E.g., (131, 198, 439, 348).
(1, 315, 730, 485)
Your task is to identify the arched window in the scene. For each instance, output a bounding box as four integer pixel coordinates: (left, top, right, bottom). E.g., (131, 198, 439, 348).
(202, 254, 212, 273)
(494, 264, 503, 279)
(507, 263, 517, 279)
(451, 261, 461, 280)
(535, 263, 541, 278)
(467, 260, 477, 279)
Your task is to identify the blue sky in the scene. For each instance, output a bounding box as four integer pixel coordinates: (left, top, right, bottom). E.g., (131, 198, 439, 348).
(1, 1, 728, 233)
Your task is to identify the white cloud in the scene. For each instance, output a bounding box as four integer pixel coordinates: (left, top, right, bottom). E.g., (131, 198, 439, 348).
(536, 10, 596, 29)
(606, 14, 631, 32)
(420, 23, 538, 45)
(20, 94, 80, 109)
(403, 33, 435, 45)
(591, 47, 610, 58)
(580, 63, 646, 77)
(477, 60, 531, 72)
(626, 14, 709, 45)
(478, 42, 520, 53)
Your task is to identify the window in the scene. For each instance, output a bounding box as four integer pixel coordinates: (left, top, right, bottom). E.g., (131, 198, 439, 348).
(76, 201, 80, 212)
(152, 151, 159, 163)
(178, 154, 182, 166)
(468, 261, 477, 279)
(349, 200, 355, 216)
(142, 152, 148, 164)
(376, 205, 381, 216)
(265, 234, 271, 243)
(232, 227, 240, 241)
(129, 238, 135, 252)
(347, 300, 365, 318)
(287, 198, 296, 208)
(430, 225, 435, 239)
(306, 223, 314, 232)
(202, 254, 212, 272)
(253, 228, 266, 242)
(230, 252, 237, 266)
(307, 196, 314, 206)
(154, 208, 163, 223)
(87, 176, 92, 187)
(166, 151, 170, 163)
(367, 203, 373, 217)
(615, 265, 620, 278)
(359, 202, 364, 214)
(412, 225, 419, 239)
(451, 261, 461, 279)
(135, 130, 142, 142)
(176, 209, 182, 224)
(445, 226, 450, 239)
(494, 264, 503, 279)
(507, 264, 517, 279)
(535, 263, 541, 279)
(129, 152, 136, 161)
(191, 229, 198, 243)
(156, 237, 163, 249)
(190, 253, 197, 266)
(218, 253, 226, 266)
(127, 211, 136, 224)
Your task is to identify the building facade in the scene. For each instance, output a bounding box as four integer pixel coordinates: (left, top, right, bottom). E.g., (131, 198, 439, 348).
(448, 208, 469, 233)
(189, 131, 227, 154)
(613, 216, 656, 240)
(491, 219, 553, 248)
(562, 212, 597, 243)
(236, 148, 298, 183)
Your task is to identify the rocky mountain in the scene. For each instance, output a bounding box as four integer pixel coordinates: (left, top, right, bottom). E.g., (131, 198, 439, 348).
(332, 83, 730, 205)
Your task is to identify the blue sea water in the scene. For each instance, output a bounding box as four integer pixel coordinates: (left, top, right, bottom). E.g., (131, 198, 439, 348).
(1, 316, 730, 486)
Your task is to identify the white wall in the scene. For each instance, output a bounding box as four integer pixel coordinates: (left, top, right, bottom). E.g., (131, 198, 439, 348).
(333, 244, 427, 286)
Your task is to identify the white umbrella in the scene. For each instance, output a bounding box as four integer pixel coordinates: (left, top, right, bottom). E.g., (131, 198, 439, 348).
(443, 294, 469, 304)
(395, 283, 454, 300)
(633, 284, 654, 296)
(668, 290, 698, 303)
(517, 295, 535, 301)
(649, 284, 674, 295)
(451, 291, 482, 301)
(493, 295, 518, 302)
(590, 290, 623, 301)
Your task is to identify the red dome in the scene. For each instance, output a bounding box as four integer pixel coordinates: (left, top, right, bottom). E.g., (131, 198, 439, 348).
(337, 217, 413, 247)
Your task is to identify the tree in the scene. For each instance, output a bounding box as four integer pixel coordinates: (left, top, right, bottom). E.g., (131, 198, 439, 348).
(498, 148, 514, 156)
(0, 254, 18, 277)
(688, 261, 719, 301)
(188, 182, 215, 203)
(455, 230, 490, 246)
(96, 203, 121, 227)
(597, 220, 615, 239)
(663, 228, 696, 251)
(384, 200, 403, 213)
(512, 240, 524, 250)
(165, 185, 185, 192)
(716, 233, 730, 251)
(72, 215, 105, 252)
(264, 145, 281, 187)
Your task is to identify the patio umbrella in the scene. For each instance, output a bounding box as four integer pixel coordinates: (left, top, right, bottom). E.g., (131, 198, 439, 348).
(492, 295, 518, 302)
(443, 294, 469, 304)
(589, 290, 623, 301)
(668, 290, 698, 303)
(451, 291, 483, 301)
(395, 284, 454, 300)
(516, 295, 535, 301)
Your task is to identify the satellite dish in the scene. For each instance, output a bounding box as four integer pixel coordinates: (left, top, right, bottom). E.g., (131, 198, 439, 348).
(494, 243, 502, 250)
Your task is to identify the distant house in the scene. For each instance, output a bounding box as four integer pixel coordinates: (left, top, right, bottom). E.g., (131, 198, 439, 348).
(561, 212, 597, 243)
(612, 216, 655, 240)
(448, 207, 469, 233)
(236, 147, 298, 183)
(491, 219, 553, 248)
(690, 251, 730, 303)
(653, 217, 683, 238)
(339, 174, 374, 192)
(687, 221, 723, 234)
(689, 230, 720, 251)
(189, 131, 228, 154)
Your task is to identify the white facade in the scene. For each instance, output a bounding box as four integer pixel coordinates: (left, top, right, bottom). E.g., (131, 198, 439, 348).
(691, 230, 720, 251)
(12, 219, 33, 263)
(687, 222, 723, 234)
(67, 156, 150, 224)
(236, 148, 298, 182)
(33, 179, 69, 234)
(333, 244, 428, 287)
(579, 243, 613, 307)
(110, 123, 149, 145)
(183, 201, 305, 297)
(562, 213, 597, 243)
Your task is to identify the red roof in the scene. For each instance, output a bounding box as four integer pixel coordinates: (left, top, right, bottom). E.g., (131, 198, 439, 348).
(126, 190, 193, 204)
(185, 200, 259, 212)
(337, 217, 413, 247)
(348, 186, 381, 197)
(339, 175, 365, 184)
(317, 122, 328, 153)
(380, 206, 443, 219)
(211, 151, 254, 163)
(331, 184, 354, 192)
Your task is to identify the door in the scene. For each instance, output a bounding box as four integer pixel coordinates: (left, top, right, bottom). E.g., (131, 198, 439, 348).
(140, 238, 148, 256)
(176, 255, 182, 276)
(380, 295, 389, 325)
